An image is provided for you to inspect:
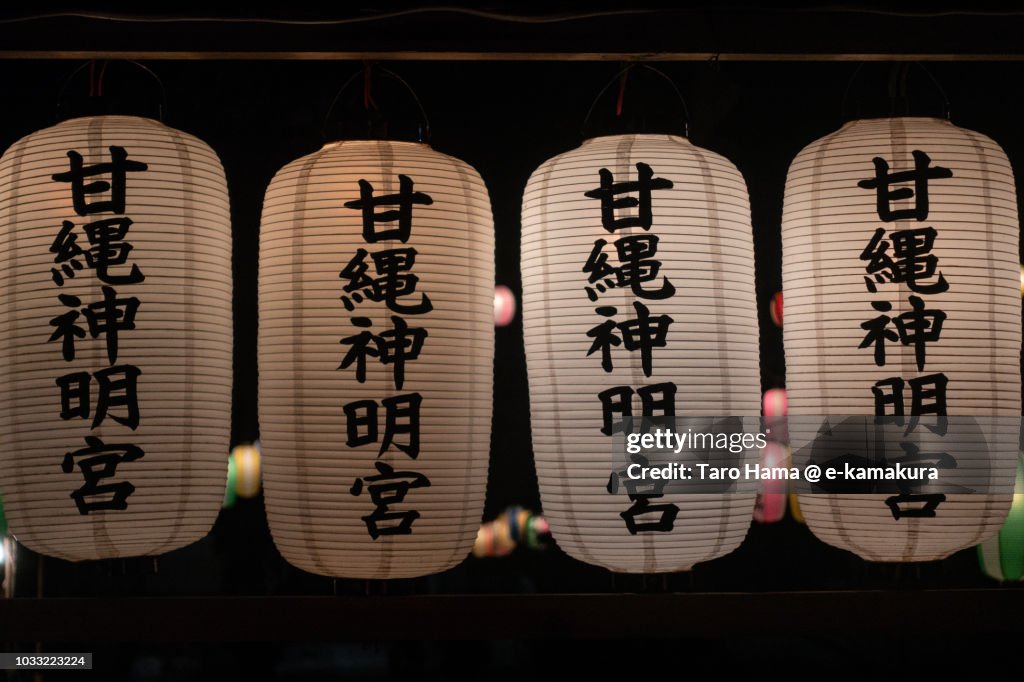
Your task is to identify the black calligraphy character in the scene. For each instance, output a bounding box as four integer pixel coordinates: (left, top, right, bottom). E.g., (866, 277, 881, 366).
(380, 393, 422, 459)
(49, 221, 86, 286)
(48, 293, 86, 361)
(893, 295, 946, 371)
(93, 365, 142, 430)
(858, 301, 898, 367)
(61, 435, 145, 514)
(856, 150, 953, 222)
(55, 366, 141, 429)
(339, 248, 373, 310)
(82, 285, 140, 365)
(618, 495, 680, 534)
(617, 301, 673, 377)
(583, 163, 674, 233)
(607, 454, 679, 534)
(344, 399, 378, 447)
(893, 440, 956, 479)
(340, 247, 432, 314)
(342, 393, 423, 458)
(598, 382, 677, 436)
(56, 371, 90, 421)
(583, 236, 675, 301)
(907, 373, 949, 416)
(582, 239, 617, 301)
(82, 217, 145, 285)
(612, 234, 675, 299)
(860, 227, 948, 294)
(350, 460, 432, 539)
(586, 306, 621, 373)
(51, 146, 148, 216)
(376, 316, 428, 391)
(343, 175, 433, 244)
(873, 373, 949, 418)
(339, 317, 379, 382)
(884, 493, 946, 520)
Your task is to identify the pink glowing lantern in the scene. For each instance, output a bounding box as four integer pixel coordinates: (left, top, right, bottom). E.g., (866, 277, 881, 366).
(494, 284, 517, 327)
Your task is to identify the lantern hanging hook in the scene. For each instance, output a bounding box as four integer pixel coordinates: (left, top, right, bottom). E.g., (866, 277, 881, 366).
(580, 63, 690, 140)
(323, 64, 431, 143)
(56, 59, 167, 122)
(841, 61, 951, 122)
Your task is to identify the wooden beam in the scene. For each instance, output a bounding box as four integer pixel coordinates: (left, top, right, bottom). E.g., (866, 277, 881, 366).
(2, 590, 1023, 641)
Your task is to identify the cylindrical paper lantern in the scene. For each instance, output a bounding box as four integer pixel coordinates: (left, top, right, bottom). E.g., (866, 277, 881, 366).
(0, 115, 232, 561)
(782, 117, 1019, 561)
(259, 140, 494, 578)
(521, 134, 761, 573)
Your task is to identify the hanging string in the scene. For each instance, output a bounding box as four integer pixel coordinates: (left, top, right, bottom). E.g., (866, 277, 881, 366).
(88, 60, 95, 97)
(97, 60, 108, 97)
(362, 60, 378, 112)
(615, 67, 629, 117)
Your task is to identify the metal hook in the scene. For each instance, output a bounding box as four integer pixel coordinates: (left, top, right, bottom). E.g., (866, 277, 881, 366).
(56, 59, 167, 122)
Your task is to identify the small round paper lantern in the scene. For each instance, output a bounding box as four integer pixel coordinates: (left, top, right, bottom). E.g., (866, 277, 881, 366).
(259, 139, 494, 578)
(978, 460, 1024, 581)
(769, 291, 784, 327)
(762, 388, 788, 417)
(0, 115, 232, 561)
(521, 133, 760, 573)
(753, 442, 789, 524)
(782, 117, 1019, 561)
(493, 284, 516, 327)
(222, 451, 238, 510)
(231, 443, 261, 499)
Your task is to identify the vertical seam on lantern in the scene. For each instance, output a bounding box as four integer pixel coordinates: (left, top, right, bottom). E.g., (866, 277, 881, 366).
(890, 117, 921, 562)
(442, 157, 479, 572)
(535, 150, 593, 566)
(377, 140, 395, 579)
(5, 134, 50, 556)
(292, 150, 329, 576)
(690, 141, 734, 565)
(614, 135, 656, 574)
(153, 123, 195, 556)
(810, 124, 875, 562)
(89, 116, 116, 560)
(963, 128, 1000, 551)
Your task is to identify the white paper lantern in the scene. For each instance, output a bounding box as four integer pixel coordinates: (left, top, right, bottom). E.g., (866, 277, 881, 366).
(0, 115, 233, 561)
(259, 140, 494, 578)
(782, 116, 1020, 561)
(521, 134, 761, 573)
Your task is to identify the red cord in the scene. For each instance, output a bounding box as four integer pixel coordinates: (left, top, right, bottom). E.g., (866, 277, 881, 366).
(362, 61, 377, 111)
(97, 61, 108, 97)
(615, 69, 629, 117)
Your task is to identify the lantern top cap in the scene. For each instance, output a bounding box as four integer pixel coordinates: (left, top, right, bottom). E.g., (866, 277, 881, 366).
(580, 133, 689, 146)
(55, 113, 163, 126)
(840, 115, 952, 128)
(320, 139, 431, 151)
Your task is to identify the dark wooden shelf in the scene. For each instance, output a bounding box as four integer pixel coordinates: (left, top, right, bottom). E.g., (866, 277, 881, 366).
(3, 590, 1023, 641)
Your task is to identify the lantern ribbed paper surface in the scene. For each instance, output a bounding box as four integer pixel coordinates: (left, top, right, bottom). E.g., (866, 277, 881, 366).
(0, 115, 232, 561)
(259, 140, 494, 578)
(521, 134, 760, 573)
(782, 117, 1020, 562)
